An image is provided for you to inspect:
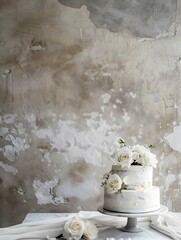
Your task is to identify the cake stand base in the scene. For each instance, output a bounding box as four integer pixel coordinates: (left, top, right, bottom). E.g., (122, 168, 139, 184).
(121, 217, 142, 232)
(98, 205, 168, 233)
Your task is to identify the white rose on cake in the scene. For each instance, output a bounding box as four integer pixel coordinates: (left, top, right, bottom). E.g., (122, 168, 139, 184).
(132, 144, 158, 168)
(115, 146, 133, 168)
(135, 148, 158, 168)
(63, 217, 85, 240)
(106, 173, 123, 193)
(132, 144, 147, 160)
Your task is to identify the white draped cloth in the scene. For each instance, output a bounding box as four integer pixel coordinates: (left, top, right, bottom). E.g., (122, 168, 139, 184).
(151, 212, 181, 240)
(0, 211, 127, 240)
(0, 211, 181, 240)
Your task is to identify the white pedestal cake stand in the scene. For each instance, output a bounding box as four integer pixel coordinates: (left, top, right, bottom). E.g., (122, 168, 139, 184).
(98, 205, 168, 233)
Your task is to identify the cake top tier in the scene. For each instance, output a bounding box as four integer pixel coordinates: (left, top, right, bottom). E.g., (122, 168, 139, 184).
(111, 138, 158, 169)
(111, 165, 153, 189)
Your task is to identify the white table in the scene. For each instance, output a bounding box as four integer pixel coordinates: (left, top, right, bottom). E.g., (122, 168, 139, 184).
(23, 213, 172, 240)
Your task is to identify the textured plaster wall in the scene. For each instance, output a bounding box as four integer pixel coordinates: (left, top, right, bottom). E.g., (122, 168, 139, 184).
(0, 0, 181, 227)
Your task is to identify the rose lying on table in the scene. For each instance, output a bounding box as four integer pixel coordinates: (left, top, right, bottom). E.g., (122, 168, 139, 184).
(47, 216, 98, 240)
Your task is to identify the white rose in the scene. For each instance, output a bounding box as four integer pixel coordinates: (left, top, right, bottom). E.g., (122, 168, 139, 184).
(63, 217, 85, 240)
(132, 144, 147, 161)
(134, 149, 148, 166)
(106, 173, 123, 193)
(83, 221, 98, 240)
(135, 149, 158, 167)
(115, 146, 133, 168)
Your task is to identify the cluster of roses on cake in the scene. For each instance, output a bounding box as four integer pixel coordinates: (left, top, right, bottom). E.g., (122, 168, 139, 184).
(112, 138, 158, 168)
(102, 138, 158, 194)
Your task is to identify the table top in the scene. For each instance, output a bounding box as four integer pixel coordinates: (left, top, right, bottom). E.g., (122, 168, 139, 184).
(23, 213, 172, 240)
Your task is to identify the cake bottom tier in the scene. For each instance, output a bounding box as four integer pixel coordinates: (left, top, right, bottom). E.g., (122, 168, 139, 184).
(104, 186, 160, 213)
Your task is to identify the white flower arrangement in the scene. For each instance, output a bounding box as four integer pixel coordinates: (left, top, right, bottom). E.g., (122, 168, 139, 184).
(113, 138, 158, 168)
(63, 217, 98, 240)
(101, 138, 158, 194)
(47, 217, 98, 240)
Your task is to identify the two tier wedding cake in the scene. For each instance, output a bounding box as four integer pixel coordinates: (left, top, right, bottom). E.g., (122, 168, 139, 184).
(102, 139, 160, 213)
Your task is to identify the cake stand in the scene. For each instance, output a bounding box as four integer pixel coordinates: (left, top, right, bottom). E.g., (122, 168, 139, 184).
(98, 205, 168, 233)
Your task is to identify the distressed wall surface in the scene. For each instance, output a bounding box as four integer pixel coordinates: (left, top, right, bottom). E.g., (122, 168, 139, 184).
(0, 0, 181, 227)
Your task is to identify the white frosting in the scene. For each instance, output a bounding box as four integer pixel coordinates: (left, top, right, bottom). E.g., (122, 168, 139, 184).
(104, 186, 160, 213)
(111, 165, 153, 190)
(103, 165, 160, 213)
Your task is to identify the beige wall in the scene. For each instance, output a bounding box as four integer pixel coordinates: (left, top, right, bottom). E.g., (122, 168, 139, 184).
(0, 0, 181, 227)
